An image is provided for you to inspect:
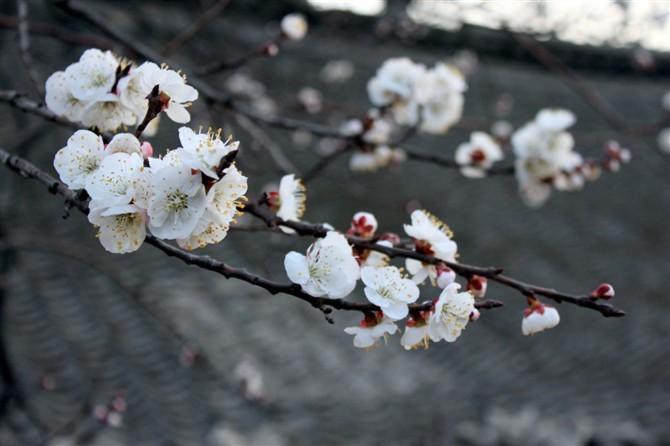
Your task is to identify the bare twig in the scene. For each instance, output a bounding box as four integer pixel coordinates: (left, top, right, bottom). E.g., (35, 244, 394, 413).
(0, 90, 77, 130)
(233, 112, 297, 174)
(241, 201, 626, 318)
(15, 0, 43, 97)
(0, 15, 114, 49)
(160, 0, 231, 57)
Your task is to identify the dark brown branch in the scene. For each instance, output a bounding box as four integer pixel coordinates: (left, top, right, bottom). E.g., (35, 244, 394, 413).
(0, 90, 78, 130)
(160, 0, 231, 57)
(242, 202, 626, 318)
(0, 147, 502, 319)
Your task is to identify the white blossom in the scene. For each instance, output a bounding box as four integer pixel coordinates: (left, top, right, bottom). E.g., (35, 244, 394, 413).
(428, 283, 475, 342)
(455, 132, 503, 178)
(361, 266, 420, 320)
(147, 164, 206, 240)
(134, 62, 198, 123)
(178, 127, 238, 178)
(344, 314, 397, 348)
(86, 151, 147, 213)
(45, 71, 88, 122)
(105, 133, 142, 157)
(522, 302, 560, 335)
(512, 108, 585, 206)
(88, 204, 146, 254)
(177, 164, 247, 250)
(284, 231, 359, 298)
(276, 174, 306, 227)
(349, 146, 406, 172)
(281, 13, 308, 40)
(403, 210, 458, 284)
(415, 63, 466, 134)
(54, 129, 105, 189)
(367, 58, 425, 126)
(64, 49, 119, 102)
(400, 316, 431, 350)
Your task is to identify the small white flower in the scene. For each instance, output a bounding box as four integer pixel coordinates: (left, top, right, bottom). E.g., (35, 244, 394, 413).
(361, 266, 420, 320)
(135, 62, 198, 123)
(147, 164, 206, 240)
(344, 313, 397, 348)
(178, 127, 238, 179)
(88, 204, 146, 254)
(362, 115, 392, 145)
(64, 49, 119, 102)
(367, 58, 425, 126)
(86, 152, 147, 213)
(349, 146, 405, 172)
(105, 133, 142, 157)
(276, 174, 306, 227)
(340, 119, 364, 137)
(54, 129, 105, 189)
(284, 231, 360, 299)
(415, 63, 466, 134)
(428, 283, 474, 343)
(281, 13, 308, 41)
(400, 315, 431, 350)
(455, 132, 503, 178)
(522, 302, 560, 335)
(177, 164, 247, 250)
(80, 93, 137, 132)
(512, 108, 584, 206)
(45, 71, 88, 122)
(403, 210, 458, 284)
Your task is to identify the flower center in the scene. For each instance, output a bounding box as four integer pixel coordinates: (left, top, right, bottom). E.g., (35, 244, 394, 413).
(165, 190, 188, 212)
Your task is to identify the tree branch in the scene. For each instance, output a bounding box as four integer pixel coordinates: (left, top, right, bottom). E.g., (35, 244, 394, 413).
(0, 147, 503, 320)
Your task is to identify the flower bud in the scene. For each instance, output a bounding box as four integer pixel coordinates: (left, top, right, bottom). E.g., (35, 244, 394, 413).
(140, 141, 153, 159)
(467, 275, 487, 298)
(591, 283, 615, 299)
(349, 212, 378, 238)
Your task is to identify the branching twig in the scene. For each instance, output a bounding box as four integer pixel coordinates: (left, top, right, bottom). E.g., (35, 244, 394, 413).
(241, 202, 626, 318)
(160, 0, 231, 57)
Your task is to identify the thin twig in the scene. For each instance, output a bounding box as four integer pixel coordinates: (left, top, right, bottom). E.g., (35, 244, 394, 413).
(160, 0, 231, 57)
(0, 15, 114, 49)
(15, 0, 43, 97)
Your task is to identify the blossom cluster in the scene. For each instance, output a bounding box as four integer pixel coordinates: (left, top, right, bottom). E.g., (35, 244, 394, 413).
(367, 58, 466, 134)
(512, 109, 630, 207)
(46, 49, 198, 132)
(282, 207, 576, 349)
(54, 126, 247, 253)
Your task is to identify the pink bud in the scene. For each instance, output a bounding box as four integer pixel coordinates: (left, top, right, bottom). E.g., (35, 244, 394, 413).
(591, 283, 615, 299)
(470, 309, 480, 321)
(140, 141, 153, 159)
(468, 275, 487, 298)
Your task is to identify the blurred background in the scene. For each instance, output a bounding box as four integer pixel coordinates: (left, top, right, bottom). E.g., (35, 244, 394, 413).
(1, 1, 669, 445)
